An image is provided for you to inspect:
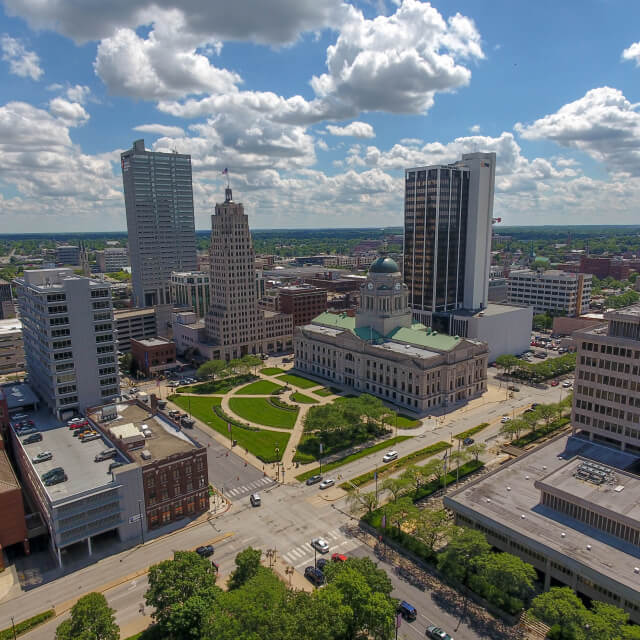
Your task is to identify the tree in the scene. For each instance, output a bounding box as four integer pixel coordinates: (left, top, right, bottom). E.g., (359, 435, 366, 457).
(242, 353, 262, 374)
(533, 313, 553, 330)
(437, 527, 491, 584)
(383, 497, 417, 534)
(422, 457, 446, 485)
(467, 442, 486, 462)
(537, 404, 557, 429)
(324, 556, 393, 597)
(401, 464, 426, 494)
(227, 546, 262, 590)
(500, 419, 521, 441)
(55, 592, 119, 640)
(530, 587, 589, 635)
(496, 354, 519, 376)
(381, 476, 409, 503)
(196, 359, 227, 381)
(346, 489, 379, 515)
(413, 508, 453, 553)
(145, 551, 219, 635)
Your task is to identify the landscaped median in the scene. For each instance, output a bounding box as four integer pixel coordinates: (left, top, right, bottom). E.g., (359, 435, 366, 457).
(276, 373, 319, 389)
(341, 440, 452, 490)
(228, 397, 299, 429)
(512, 417, 570, 448)
(169, 395, 289, 462)
(295, 435, 413, 482)
(455, 422, 490, 441)
(0, 610, 54, 639)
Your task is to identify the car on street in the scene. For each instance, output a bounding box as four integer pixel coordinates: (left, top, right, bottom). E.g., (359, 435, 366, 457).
(196, 545, 214, 558)
(23, 433, 43, 444)
(32, 451, 52, 464)
(397, 601, 417, 621)
(500, 416, 511, 423)
(168, 381, 180, 387)
(311, 537, 329, 553)
(562, 380, 573, 388)
(304, 566, 324, 586)
(250, 493, 261, 507)
(462, 437, 474, 446)
(550, 380, 559, 387)
(426, 625, 454, 640)
(306, 474, 323, 486)
(316, 557, 328, 571)
(382, 450, 398, 462)
(331, 553, 347, 562)
(318, 479, 335, 490)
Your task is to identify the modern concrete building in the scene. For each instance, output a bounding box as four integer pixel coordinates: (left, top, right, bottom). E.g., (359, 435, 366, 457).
(0, 318, 25, 375)
(170, 271, 210, 317)
(55, 245, 80, 266)
(15, 269, 120, 418)
(294, 256, 488, 415)
(131, 337, 176, 376)
(204, 187, 293, 359)
(121, 139, 197, 307)
(0, 279, 14, 319)
(404, 152, 495, 315)
(278, 285, 328, 327)
(507, 270, 592, 316)
(113, 307, 157, 353)
(96, 248, 129, 273)
(572, 305, 640, 454)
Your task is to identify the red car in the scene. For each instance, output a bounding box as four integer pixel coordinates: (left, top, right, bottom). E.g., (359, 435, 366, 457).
(331, 553, 347, 562)
(550, 380, 559, 387)
(69, 421, 89, 430)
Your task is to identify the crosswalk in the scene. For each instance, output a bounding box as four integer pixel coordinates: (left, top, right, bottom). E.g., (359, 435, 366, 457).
(281, 528, 362, 569)
(223, 475, 275, 500)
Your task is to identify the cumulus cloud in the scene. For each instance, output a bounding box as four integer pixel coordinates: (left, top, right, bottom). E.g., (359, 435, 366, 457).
(48, 97, 90, 126)
(316, 138, 329, 151)
(65, 84, 91, 103)
(622, 41, 640, 66)
(134, 123, 186, 138)
(515, 87, 640, 175)
(0, 34, 43, 80)
(3, 0, 346, 45)
(469, 124, 480, 133)
(326, 121, 375, 138)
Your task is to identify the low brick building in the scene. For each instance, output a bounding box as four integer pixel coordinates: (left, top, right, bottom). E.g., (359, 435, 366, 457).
(278, 285, 328, 327)
(131, 337, 176, 376)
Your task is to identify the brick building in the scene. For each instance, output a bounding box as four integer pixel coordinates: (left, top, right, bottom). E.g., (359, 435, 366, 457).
(278, 286, 328, 327)
(579, 256, 630, 280)
(131, 337, 176, 377)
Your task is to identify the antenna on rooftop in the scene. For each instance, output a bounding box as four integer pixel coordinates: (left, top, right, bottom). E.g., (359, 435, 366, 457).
(222, 167, 232, 202)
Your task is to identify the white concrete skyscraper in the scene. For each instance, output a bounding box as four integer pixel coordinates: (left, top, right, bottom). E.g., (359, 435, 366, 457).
(121, 139, 197, 307)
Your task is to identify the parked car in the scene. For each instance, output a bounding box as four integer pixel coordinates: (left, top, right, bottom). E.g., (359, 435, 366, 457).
(16, 426, 37, 436)
(23, 433, 43, 444)
(44, 471, 67, 486)
(550, 380, 559, 387)
(318, 479, 335, 490)
(67, 417, 84, 425)
(304, 566, 324, 586)
(462, 437, 474, 446)
(397, 601, 417, 621)
(382, 450, 398, 463)
(250, 493, 261, 507)
(500, 416, 511, 424)
(316, 557, 328, 571)
(168, 381, 180, 388)
(32, 451, 52, 464)
(95, 449, 117, 462)
(331, 553, 347, 562)
(73, 428, 93, 437)
(81, 433, 101, 443)
(508, 385, 520, 392)
(311, 537, 329, 553)
(69, 421, 89, 430)
(562, 380, 573, 388)
(426, 626, 453, 640)
(196, 545, 214, 558)
(42, 467, 64, 481)
(306, 474, 323, 486)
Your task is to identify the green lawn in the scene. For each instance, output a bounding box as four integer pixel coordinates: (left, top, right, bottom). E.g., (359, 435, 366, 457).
(295, 435, 413, 482)
(395, 415, 421, 428)
(260, 367, 285, 375)
(276, 373, 319, 389)
(291, 392, 318, 404)
(314, 388, 334, 397)
(235, 380, 283, 395)
(455, 422, 490, 440)
(169, 395, 289, 462)
(177, 374, 254, 395)
(229, 397, 299, 429)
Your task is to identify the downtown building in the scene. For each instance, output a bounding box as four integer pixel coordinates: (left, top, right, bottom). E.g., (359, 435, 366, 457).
(121, 139, 197, 307)
(444, 305, 640, 622)
(295, 256, 488, 415)
(15, 268, 120, 418)
(404, 153, 531, 360)
(96, 247, 129, 273)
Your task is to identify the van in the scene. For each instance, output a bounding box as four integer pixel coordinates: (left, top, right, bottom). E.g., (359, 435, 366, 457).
(397, 601, 417, 621)
(250, 493, 261, 507)
(95, 449, 117, 462)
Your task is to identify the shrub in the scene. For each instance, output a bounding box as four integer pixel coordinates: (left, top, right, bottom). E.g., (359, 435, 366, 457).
(0, 610, 55, 639)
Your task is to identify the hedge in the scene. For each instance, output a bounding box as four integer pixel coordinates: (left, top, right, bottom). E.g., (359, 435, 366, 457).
(341, 441, 451, 490)
(0, 610, 55, 639)
(269, 397, 298, 411)
(512, 417, 570, 448)
(455, 422, 489, 441)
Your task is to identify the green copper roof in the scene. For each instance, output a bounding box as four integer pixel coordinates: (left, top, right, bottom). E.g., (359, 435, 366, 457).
(369, 256, 400, 273)
(310, 312, 461, 352)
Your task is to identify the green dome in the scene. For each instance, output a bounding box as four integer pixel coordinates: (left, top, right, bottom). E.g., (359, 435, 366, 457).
(369, 256, 400, 274)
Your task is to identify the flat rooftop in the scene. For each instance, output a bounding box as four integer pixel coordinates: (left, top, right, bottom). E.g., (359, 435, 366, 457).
(0, 318, 21, 335)
(2, 382, 38, 410)
(134, 337, 171, 347)
(445, 435, 640, 595)
(114, 308, 156, 319)
(13, 408, 125, 503)
(90, 403, 198, 466)
(452, 303, 532, 318)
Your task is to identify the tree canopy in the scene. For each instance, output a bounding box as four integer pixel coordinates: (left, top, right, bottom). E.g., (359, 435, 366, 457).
(55, 592, 119, 640)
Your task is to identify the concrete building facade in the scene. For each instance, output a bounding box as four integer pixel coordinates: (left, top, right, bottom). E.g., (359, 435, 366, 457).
(507, 270, 592, 316)
(96, 248, 129, 273)
(113, 307, 157, 353)
(0, 318, 25, 375)
(170, 271, 210, 317)
(295, 257, 488, 415)
(15, 269, 120, 417)
(121, 139, 197, 307)
(55, 245, 80, 266)
(0, 279, 14, 319)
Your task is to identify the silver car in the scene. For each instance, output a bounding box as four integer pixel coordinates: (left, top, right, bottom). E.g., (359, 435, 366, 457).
(32, 451, 53, 464)
(311, 537, 329, 553)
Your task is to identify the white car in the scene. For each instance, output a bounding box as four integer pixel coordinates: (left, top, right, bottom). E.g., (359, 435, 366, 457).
(168, 381, 180, 388)
(501, 416, 511, 423)
(311, 537, 329, 553)
(382, 450, 398, 463)
(562, 380, 573, 388)
(32, 451, 52, 464)
(67, 418, 83, 425)
(318, 479, 335, 490)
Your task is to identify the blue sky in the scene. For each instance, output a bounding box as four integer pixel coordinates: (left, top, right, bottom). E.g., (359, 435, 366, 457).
(1, 0, 640, 232)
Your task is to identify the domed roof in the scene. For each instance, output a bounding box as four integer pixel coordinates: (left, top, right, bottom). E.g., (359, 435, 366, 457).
(369, 256, 400, 274)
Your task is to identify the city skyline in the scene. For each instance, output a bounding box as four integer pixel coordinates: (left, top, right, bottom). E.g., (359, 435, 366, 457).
(0, 1, 639, 232)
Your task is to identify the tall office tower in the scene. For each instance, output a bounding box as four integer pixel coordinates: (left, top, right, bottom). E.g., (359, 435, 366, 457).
(15, 268, 120, 418)
(205, 187, 293, 359)
(121, 139, 197, 307)
(404, 152, 495, 315)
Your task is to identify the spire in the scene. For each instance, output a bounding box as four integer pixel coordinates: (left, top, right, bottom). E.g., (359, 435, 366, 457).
(222, 167, 232, 202)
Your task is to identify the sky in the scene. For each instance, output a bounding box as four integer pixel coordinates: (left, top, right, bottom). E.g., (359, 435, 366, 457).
(1, 0, 640, 233)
